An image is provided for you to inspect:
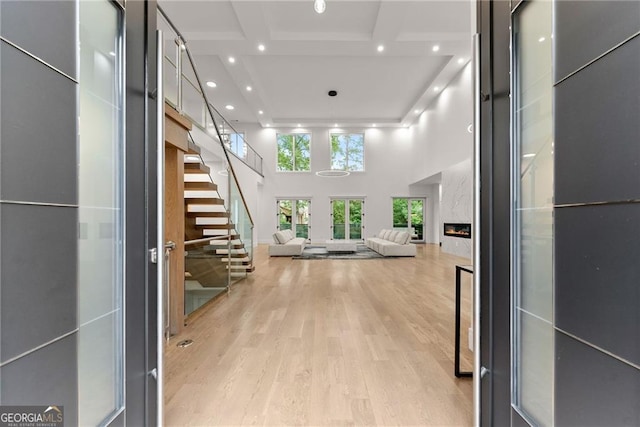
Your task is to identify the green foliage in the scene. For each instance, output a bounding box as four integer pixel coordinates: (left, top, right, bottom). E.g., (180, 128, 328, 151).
(330, 133, 364, 171)
(277, 134, 310, 171)
(393, 198, 409, 226)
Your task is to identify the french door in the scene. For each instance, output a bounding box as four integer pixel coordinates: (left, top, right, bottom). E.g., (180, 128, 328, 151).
(392, 198, 425, 242)
(331, 198, 364, 240)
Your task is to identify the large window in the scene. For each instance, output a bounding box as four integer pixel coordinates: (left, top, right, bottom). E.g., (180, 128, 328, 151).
(330, 133, 364, 171)
(277, 133, 310, 171)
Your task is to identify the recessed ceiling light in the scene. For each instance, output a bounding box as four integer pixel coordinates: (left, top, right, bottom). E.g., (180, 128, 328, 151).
(297, 123, 302, 127)
(206, 81, 217, 88)
(109, 51, 116, 57)
(523, 153, 536, 158)
(538, 37, 546, 43)
(225, 105, 234, 110)
(246, 86, 252, 91)
(457, 58, 464, 64)
(334, 123, 338, 127)
(258, 44, 265, 52)
(432, 45, 440, 52)
(377, 45, 384, 52)
(414, 109, 421, 114)
(266, 124, 270, 127)
(434, 86, 440, 91)
(372, 124, 377, 128)
(258, 110, 264, 115)
(314, 0, 326, 14)
(228, 56, 235, 63)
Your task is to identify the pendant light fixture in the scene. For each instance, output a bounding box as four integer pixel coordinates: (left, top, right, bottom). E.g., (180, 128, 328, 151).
(314, 0, 326, 14)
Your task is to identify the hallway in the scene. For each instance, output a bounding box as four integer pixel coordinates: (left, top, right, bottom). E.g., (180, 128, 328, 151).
(164, 244, 473, 426)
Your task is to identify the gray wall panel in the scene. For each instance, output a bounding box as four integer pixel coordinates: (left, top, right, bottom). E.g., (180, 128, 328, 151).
(555, 203, 640, 366)
(555, 37, 640, 205)
(554, 1, 640, 82)
(0, 0, 77, 79)
(0, 204, 77, 363)
(555, 331, 640, 426)
(0, 44, 78, 205)
(0, 333, 78, 427)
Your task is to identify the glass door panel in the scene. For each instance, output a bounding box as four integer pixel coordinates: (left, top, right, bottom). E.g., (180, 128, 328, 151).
(393, 198, 425, 242)
(332, 200, 345, 239)
(348, 200, 363, 240)
(278, 200, 292, 231)
(411, 199, 424, 241)
(392, 198, 409, 229)
(77, 0, 124, 424)
(296, 200, 310, 238)
(512, 1, 554, 425)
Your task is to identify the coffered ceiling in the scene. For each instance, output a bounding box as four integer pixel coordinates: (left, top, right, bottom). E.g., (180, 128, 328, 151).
(158, 0, 473, 128)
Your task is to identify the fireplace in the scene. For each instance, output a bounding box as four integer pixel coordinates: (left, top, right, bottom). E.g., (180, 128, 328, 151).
(444, 223, 472, 239)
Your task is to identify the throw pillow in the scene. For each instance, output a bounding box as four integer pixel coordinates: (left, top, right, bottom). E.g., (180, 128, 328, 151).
(274, 230, 288, 244)
(378, 229, 388, 238)
(394, 231, 408, 244)
(388, 230, 399, 241)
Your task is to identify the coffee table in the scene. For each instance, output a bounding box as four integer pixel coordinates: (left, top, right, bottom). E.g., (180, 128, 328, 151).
(325, 240, 358, 253)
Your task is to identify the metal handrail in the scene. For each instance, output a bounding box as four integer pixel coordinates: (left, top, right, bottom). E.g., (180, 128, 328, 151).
(184, 235, 233, 247)
(158, 6, 263, 178)
(159, 5, 255, 274)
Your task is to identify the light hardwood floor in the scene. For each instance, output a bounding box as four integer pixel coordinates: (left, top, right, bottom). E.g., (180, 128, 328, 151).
(165, 243, 474, 426)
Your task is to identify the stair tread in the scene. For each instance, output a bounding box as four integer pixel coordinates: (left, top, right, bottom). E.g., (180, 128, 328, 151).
(184, 182, 218, 191)
(184, 163, 210, 174)
(185, 198, 225, 205)
(186, 211, 229, 218)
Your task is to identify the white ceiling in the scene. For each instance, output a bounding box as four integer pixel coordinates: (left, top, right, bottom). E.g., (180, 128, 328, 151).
(158, 0, 473, 128)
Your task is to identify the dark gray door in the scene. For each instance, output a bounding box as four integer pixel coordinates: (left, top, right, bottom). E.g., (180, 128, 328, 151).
(477, 0, 514, 425)
(123, 0, 160, 425)
(478, 1, 640, 425)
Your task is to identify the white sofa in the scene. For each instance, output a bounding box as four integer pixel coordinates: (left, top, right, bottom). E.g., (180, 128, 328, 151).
(269, 229, 306, 256)
(366, 229, 416, 257)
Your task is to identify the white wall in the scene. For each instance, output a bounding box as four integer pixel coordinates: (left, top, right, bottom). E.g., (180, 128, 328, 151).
(409, 62, 474, 183)
(234, 125, 437, 244)
(213, 63, 475, 248)
(406, 61, 474, 258)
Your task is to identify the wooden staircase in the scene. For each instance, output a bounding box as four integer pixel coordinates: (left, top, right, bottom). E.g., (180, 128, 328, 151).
(183, 147, 254, 278)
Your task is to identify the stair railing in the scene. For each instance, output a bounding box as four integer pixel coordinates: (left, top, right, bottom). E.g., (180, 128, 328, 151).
(158, 6, 263, 177)
(184, 147, 253, 278)
(158, 6, 255, 270)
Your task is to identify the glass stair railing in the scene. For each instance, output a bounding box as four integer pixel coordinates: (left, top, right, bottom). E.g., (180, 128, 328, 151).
(158, 6, 256, 316)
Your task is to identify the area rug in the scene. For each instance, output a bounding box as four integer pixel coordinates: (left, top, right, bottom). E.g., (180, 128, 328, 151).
(292, 245, 385, 260)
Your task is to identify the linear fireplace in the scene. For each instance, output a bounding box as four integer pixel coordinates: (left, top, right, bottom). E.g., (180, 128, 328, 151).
(444, 223, 472, 239)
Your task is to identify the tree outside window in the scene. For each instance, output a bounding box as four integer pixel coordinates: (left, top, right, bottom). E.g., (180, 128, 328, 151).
(330, 133, 364, 171)
(277, 133, 311, 171)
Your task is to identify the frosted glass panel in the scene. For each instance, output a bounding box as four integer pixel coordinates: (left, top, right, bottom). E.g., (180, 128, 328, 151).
(513, 0, 554, 425)
(78, 0, 124, 424)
